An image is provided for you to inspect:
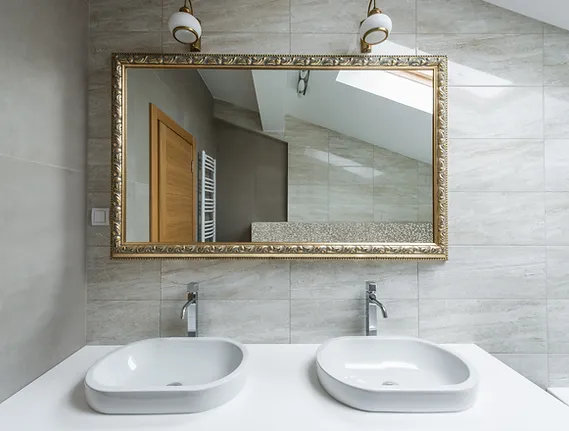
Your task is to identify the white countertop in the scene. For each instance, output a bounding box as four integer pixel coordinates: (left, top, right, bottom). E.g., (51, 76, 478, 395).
(1, 344, 569, 431)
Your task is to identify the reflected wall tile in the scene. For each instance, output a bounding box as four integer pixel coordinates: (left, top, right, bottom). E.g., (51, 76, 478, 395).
(547, 247, 569, 299)
(163, 0, 290, 33)
(548, 300, 569, 354)
(87, 247, 160, 301)
(291, 0, 416, 34)
(90, 0, 162, 32)
(160, 301, 187, 337)
(544, 34, 569, 86)
(290, 260, 418, 300)
(329, 133, 374, 167)
(449, 87, 543, 139)
(545, 24, 569, 34)
(329, 166, 374, 186)
(374, 184, 418, 222)
(288, 185, 328, 222)
(546, 193, 569, 246)
(90, 32, 161, 87)
(88, 85, 111, 139)
(493, 354, 548, 388)
(161, 260, 290, 300)
(288, 155, 329, 185)
(546, 140, 569, 191)
(418, 163, 432, 187)
(198, 300, 290, 343)
(164, 32, 291, 54)
(449, 192, 545, 245)
(87, 301, 160, 345)
(419, 247, 546, 299)
(545, 87, 569, 138)
(419, 299, 547, 353)
(417, 0, 543, 34)
(329, 185, 373, 221)
(418, 34, 543, 86)
(549, 355, 569, 386)
(450, 139, 544, 192)
(374, 147, 419, 185)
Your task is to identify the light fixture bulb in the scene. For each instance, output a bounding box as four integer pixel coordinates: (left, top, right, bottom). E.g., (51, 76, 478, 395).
(359, 9, 392, 45)
(168, 5, 202, 45)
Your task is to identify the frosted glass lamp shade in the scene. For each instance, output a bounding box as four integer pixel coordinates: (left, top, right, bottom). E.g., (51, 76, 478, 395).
(359, 12, 392, 45)
(168, 11, 202, 44)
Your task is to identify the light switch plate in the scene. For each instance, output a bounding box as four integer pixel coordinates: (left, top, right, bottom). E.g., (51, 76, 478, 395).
(91, 208, 110, 226)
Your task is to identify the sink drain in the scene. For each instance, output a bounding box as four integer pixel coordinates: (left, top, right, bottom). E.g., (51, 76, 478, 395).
(166, 382, 183, 387)
(382, 381, 399, 386)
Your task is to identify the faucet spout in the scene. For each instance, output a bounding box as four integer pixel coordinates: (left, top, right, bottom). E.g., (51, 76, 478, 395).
(365, 281, 388, 336)
(181, 282, 199, 337)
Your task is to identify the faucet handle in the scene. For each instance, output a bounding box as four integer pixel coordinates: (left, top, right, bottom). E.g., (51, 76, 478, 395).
(187, 282, 199, 293)
(366, 281, 377, 293)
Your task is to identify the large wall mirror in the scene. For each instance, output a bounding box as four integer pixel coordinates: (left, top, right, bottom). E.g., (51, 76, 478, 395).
(111, 54, 447, 259)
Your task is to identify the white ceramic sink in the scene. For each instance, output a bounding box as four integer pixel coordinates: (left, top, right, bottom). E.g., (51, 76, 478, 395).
(316, 336, 478, 413)
(85, 337, 248, 414)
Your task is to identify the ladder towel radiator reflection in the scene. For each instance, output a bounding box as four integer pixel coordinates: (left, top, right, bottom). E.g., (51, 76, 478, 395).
(199, 151, 216, 242)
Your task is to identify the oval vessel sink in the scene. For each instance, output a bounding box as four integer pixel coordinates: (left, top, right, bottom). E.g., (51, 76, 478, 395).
(85, 337, 248, 414)
(316, 336, 478, 413)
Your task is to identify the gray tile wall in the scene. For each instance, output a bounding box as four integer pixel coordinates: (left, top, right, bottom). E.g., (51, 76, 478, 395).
(87, 0, 569, 388)
(0, 0, 89, 402)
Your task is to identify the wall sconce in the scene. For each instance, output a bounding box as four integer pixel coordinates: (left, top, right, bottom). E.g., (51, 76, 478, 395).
(168, 0, 202, 52)
(359, 0, 392, 53)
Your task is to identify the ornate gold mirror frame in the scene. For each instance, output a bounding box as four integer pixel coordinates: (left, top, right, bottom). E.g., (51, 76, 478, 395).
(110, 53, 448, 260)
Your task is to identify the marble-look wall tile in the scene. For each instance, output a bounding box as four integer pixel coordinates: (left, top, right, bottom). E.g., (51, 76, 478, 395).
(419, 299, 547, 353)
(87, 139, 111, 167)
(544, 34, 569, 86)
(87, 247, 160, 301)
(545, 87, 569, 138)
(548, 300, 569, 354)
(91, 0, 162, 32)
(90, 32, 161, 87)
(163, 0, 290, 33)
(493, 354, 548, 388)
(419, 247, 546, 299)
(547, 247, 569, 299)
(87, 164, 111, 193)
(161, 260, 290, 300)
(449, 87, 543, 139)
(449, 192, 545, 245)
(197, 300, 290, 343)
(87, 301, 160, 345)
(291, 299, 418, 343)
(288, 154, 329, 185)
(417, 0, 543, 34)
(546, 193, 569, 246)
(291, 0, 416, 34)
(88, 84, 112, 139)
(418, 34, 543, 86)
(164, 32, 291, 54)
(545, 140, 569, 192)
(291, 33, 416, 55)
(549, 355, 569, 386)
(450, 139, 544, 192)
(329, 185, 373, 221)
(290, 261, 418, 300)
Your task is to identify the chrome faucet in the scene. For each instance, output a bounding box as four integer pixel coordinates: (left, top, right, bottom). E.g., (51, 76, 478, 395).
(180, 282, 199, 337)
(366, 281, 388, 336)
